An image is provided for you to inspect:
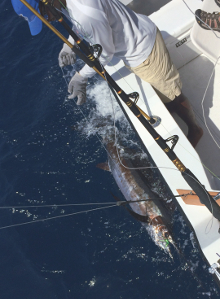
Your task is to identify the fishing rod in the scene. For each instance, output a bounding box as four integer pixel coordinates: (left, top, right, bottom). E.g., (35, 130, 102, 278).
(20, 0, 220, 221)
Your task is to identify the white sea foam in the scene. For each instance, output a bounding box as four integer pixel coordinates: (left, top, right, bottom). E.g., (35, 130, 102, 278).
(75, 78, 138, 146)
(87, 80, 124, 121)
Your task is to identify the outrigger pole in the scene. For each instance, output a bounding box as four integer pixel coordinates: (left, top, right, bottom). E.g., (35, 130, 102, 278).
(20, 0, 220, 221)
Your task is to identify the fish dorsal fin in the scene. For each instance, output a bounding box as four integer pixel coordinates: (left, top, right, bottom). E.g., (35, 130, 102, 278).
(96, 162, 110, 171)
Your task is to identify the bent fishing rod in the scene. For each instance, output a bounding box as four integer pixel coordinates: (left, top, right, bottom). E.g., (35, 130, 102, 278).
(20, 0, 220, 221)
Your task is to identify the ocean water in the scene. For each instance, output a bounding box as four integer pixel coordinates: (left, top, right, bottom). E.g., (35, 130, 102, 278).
(1, 0, 220, 298)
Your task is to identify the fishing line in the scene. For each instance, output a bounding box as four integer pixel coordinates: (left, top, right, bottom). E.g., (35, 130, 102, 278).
(0, 204, 117, 231)
(201, 56, 220, 150)
(0, 202, 121, 209)
(1, 193, 192, 210)
(58, 0, 66, 10)
(1, 194, 186, 230)
(61, 64, 114, 158)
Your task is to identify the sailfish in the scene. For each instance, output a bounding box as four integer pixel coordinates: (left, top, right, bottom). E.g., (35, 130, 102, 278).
(97, 136, 175, 256)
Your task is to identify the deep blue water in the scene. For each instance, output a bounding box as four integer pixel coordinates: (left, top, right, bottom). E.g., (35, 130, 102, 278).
(1, 1, 220, 298)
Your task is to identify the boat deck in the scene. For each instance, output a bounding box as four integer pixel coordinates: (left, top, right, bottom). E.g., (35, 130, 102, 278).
(180, 54, 220, 190)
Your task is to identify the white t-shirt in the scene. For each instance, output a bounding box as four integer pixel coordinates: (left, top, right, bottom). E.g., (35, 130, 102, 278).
(65, 0, 157, 78)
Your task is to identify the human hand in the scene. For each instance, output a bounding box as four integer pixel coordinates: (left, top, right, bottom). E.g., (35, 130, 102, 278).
(68, 72, 88, 105)
(58, 43, 76, 67)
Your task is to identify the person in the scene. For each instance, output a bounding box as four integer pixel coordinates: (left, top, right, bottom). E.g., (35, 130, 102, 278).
(11, 0, 203, 148)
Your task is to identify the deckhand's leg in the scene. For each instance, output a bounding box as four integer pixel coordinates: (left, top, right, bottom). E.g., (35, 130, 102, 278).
(165, 94, 203, 148)
(127, 28, 203, 148)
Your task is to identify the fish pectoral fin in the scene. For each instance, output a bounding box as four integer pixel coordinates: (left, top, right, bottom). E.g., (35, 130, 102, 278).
(96, 162, 110, 171)
(110, 192, 149, 223)
(125, 207, 149, 223)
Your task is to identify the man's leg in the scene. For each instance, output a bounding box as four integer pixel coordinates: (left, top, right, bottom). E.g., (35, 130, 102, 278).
(165, 93, 203, 148)
(128, 28, 203, 148)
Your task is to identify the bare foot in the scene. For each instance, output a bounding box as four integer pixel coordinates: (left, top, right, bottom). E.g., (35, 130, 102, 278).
(187, 126, 203, 148)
